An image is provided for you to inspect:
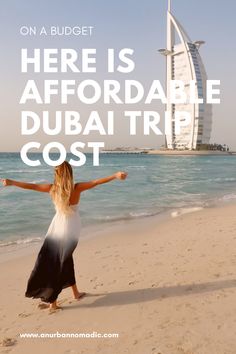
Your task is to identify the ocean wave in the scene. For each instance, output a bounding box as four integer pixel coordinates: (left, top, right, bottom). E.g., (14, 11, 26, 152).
(30, 179, 47, 184)
(97, 164, 119, 167)
(92, 210, 161, 223)
(0, 236, 42, 248)
(25, 169, 50, 173)
(92, 214, 136, 222)
(129, 211, 159, 218)
(208, 177, 236, 182)
(5, 168, 50, 174)
(219, 193, 236, 202)
(126, 166, 146, 169)
(5, 169, 26, 173)
(171, 207, 203, 218)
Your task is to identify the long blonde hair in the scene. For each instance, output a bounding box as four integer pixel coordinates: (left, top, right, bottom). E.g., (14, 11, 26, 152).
(50, 161, 74, 214)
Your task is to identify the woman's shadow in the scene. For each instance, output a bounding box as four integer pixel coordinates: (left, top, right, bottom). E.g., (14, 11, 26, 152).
(66, 278, 236, 309)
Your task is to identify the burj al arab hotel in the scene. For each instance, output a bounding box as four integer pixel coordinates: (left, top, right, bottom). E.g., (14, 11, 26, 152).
(159, 0, 212, 150)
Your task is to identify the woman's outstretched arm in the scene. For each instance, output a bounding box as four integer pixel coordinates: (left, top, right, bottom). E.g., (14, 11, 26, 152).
(76, 171, 128, 192)
(0, 178, 52, 193)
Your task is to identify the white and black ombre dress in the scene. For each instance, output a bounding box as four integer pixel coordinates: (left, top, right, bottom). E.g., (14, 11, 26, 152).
(25, 204, 81, 303)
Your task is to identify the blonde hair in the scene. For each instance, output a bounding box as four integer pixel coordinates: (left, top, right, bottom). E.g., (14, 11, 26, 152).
(50, 161, 74, 214)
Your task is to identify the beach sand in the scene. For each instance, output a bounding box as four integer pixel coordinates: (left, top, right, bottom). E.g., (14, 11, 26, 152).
(1, 204, 236, 354)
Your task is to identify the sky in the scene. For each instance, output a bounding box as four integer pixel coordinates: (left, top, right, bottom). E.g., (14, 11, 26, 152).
(0, 0, 235, 152)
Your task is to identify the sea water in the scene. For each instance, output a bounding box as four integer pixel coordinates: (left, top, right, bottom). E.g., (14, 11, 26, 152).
(0, 152, 236, 248)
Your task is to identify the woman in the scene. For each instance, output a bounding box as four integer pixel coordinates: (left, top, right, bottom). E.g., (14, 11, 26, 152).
(0, 162, 128, 311)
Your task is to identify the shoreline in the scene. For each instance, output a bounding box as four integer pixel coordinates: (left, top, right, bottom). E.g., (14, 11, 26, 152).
(0, 198, 235, 263)
(0, 203, 173, 263)
(147, 150, 234, 156)
(101, 150, 235, 156)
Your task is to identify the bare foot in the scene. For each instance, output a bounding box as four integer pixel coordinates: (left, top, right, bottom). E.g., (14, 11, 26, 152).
(74, 292, 86, 300)
(50, 304, 62, 310)
(49, 301, 62, 310)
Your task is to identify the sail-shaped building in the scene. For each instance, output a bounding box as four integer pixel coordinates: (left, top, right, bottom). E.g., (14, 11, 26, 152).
(159, 0, 212, 150)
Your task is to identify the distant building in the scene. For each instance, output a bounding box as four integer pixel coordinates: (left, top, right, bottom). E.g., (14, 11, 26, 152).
(159, 0, 212, 150)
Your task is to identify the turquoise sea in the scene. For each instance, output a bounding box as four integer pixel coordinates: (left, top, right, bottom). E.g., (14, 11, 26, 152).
(0, 153, 236, 248)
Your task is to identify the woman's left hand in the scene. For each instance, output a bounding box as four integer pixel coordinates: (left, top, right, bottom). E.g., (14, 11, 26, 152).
(0, 178, 12, 187)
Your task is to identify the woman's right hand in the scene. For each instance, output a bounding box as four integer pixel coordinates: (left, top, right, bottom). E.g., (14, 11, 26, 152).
(0, 178, 12, 187)
(115, 171, 128, 180)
